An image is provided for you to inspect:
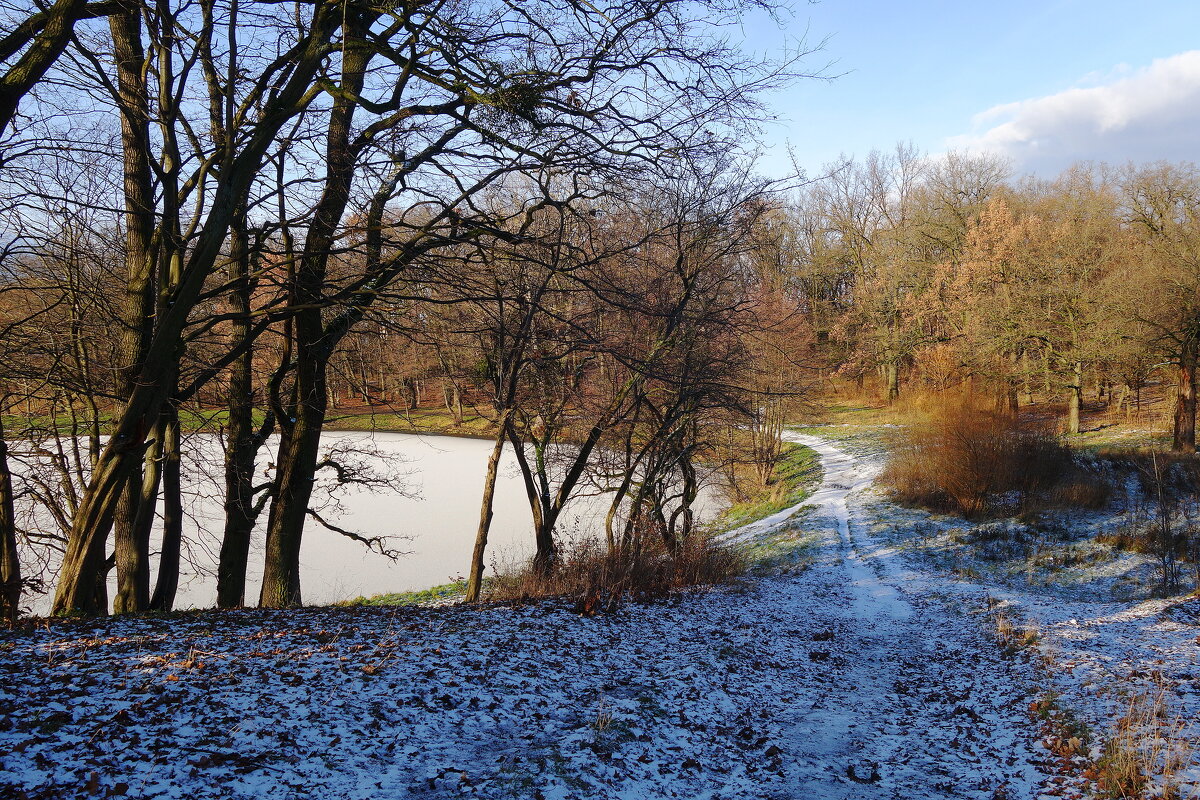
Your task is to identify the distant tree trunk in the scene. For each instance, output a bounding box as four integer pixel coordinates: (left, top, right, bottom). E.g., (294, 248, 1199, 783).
(884, 361, 900, 405)
(465, 410, 511, 602)
(0, 415, 21, 622)
(604, 420, 642, 552)
(446, 382, 464, 425)
(995, 384, 1018, 416)
(1114, 384, 1129, 419)
(1173, 347, 1197, 453)
(668, 451, 698, 544)
(1002, 353, 1020, 416)
(509, 418, 611, 575)
(1021, 351, 1034, 405)
(1067, 361, 1083, 435)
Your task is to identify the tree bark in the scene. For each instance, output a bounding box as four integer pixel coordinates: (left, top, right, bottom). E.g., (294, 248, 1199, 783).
(465, 409, 511, 602)
(148, 408, 183, 611)
(1173, 348, 1197, 453)
(217, 221, 268, 608)
(258, 354, 327, 608)
(884, 360, 899, 405)
(1067, 361, 1083, 435)
(257, 13, 371, 609)
(0, 415, 21, 622)
(108, 3, 157, 615)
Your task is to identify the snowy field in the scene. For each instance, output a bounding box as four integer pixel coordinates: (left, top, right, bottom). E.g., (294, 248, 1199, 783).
(4, 431, 1195, 798)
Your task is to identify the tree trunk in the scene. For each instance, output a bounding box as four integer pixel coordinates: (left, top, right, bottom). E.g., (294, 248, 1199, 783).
(116, 422, 162, 613)
(465, 410, 511, 602)
(216, 219, 269, 608)
(259, 349, 328, 608)
(0, 415, 21, 622)
(109, 4, 156, 615)
(148, 408, 182, 611)
(668, 452, 698, 545)
(257, 14, 372, 609)
(1067, 361, 1083, 435)
(1021, 351, 1034, 405)
(1173, 348, 1197, 453)
(884, 361, 900, 405)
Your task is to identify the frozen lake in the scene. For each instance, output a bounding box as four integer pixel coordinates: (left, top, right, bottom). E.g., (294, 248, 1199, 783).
(20, 431, 721, 613)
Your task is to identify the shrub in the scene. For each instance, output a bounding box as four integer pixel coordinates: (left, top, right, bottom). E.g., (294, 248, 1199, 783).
(486, 534, 746, 613)
(881, 400, 1103, 518)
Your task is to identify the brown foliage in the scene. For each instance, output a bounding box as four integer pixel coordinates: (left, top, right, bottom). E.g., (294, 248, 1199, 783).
(486, 535, 746, 613)
(881, 399, 1106, 518)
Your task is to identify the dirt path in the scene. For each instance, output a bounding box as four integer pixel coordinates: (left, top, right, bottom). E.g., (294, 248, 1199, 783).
(775, 433, 1055, 799)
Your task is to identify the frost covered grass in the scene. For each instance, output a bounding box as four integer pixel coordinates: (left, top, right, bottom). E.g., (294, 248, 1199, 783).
(860, 436, 1200, 798)
(0, 578, 876, 800)
(1091, 684, 1190, 799)
(742, 512, 821, 574)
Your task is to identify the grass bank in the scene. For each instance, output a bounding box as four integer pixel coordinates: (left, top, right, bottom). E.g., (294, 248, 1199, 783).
(712, 442, 822, 531)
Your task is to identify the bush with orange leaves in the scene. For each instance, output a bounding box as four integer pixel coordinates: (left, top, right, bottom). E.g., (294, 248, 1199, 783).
(881, 400, 1107, 518)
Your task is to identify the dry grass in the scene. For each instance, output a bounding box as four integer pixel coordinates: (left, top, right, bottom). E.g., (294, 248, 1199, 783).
(486, 535, 747, 614)
(1090, 680, 1197, 799)
(993, 611, 1041, 655)
(880, 398, 1108, 518)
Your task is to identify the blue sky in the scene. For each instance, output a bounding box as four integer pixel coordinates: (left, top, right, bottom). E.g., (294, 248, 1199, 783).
(737, 0, 1200, 178)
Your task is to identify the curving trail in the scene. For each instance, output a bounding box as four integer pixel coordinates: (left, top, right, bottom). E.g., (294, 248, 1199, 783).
(771, 433, 1055, 800)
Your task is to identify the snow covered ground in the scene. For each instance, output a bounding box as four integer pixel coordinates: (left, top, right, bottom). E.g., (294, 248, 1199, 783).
(0, 434, 1103, 799)
(810, 430, 1200, 799)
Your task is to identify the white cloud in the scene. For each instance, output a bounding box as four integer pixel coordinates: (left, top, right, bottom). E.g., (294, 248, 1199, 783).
(947, 51, 1200, 174)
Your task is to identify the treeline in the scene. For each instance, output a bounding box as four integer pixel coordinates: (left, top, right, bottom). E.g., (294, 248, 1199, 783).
(755, 146, 1200, 447)
(0, 0, 811, 618)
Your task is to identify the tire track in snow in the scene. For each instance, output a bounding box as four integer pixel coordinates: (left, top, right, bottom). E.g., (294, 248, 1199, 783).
(776, 433, 1054, 800)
